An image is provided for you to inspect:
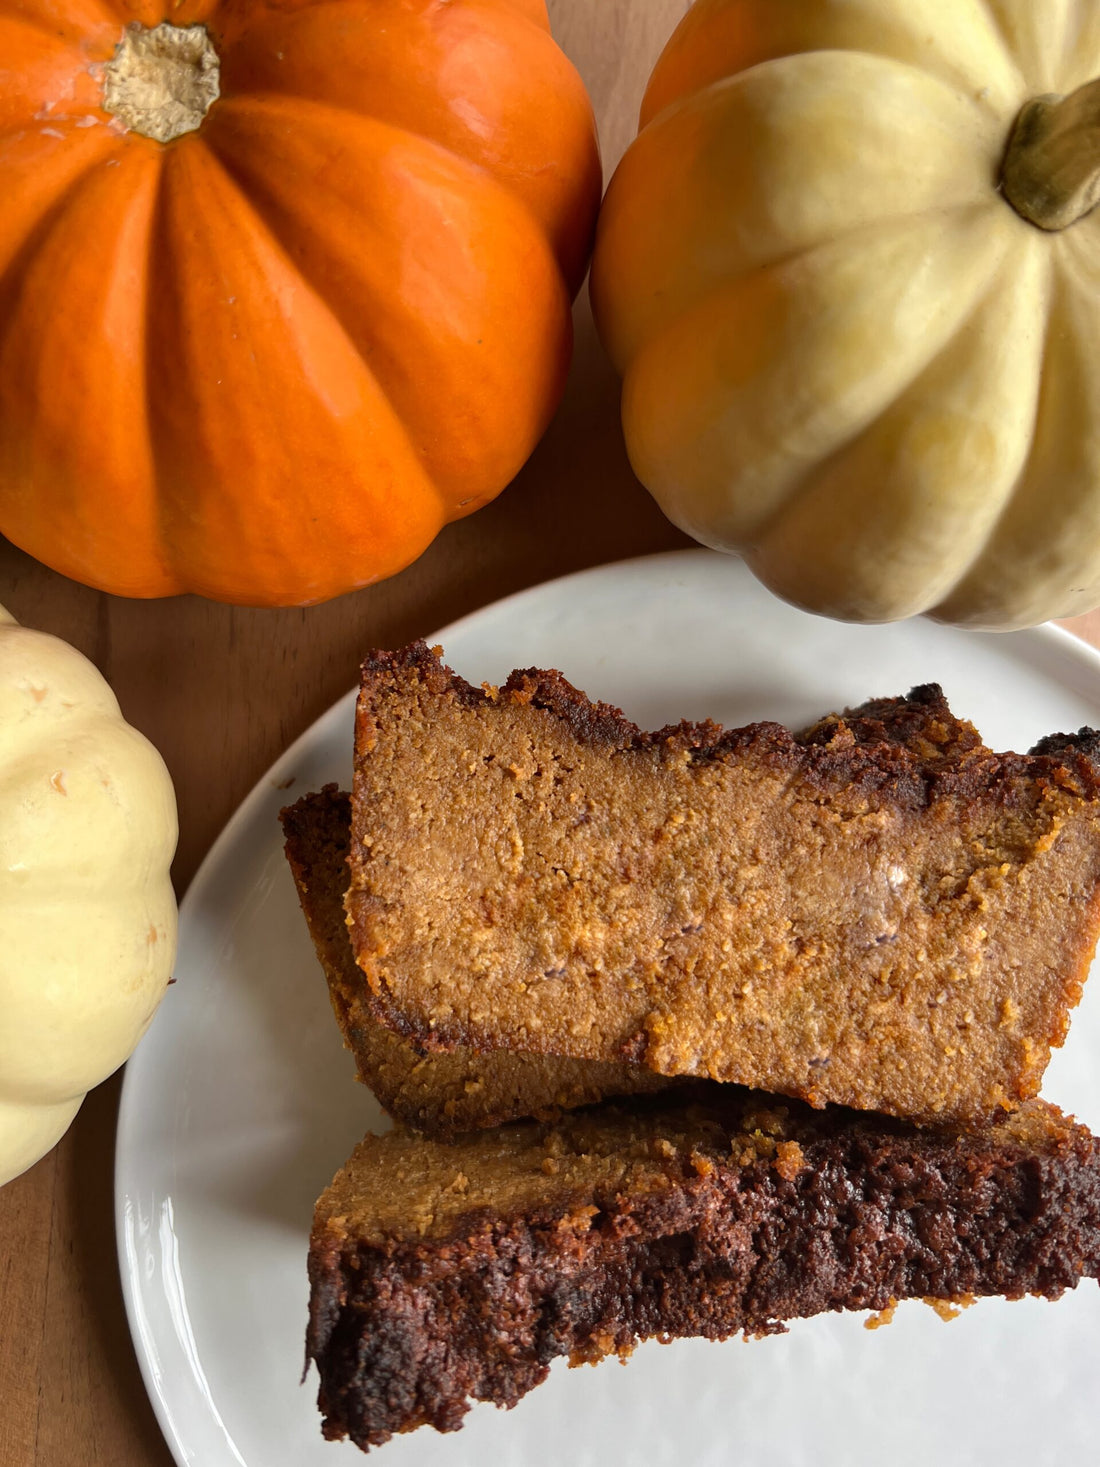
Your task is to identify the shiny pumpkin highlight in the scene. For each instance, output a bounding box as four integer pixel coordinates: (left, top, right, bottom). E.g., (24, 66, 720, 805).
(0, 0, 601, 605)
(592, 0, 1100, 629)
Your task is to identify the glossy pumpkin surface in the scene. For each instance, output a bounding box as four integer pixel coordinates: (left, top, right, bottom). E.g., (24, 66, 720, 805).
(0, 0, 600, 605)
(591, 0, 1100, 628)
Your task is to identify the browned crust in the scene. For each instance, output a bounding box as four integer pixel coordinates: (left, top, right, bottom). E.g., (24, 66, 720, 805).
(280, 784, 360, 1045)
(306, 1089, 1100, 1450)
(355, 642, 1100, 806)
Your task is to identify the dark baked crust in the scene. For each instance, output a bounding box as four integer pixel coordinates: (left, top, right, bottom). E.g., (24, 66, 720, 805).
(280, 787, 669, 1135)
(356, 643, 1100, 805)
(280, 786, 361, 1053)
(346, 643, 1100, 1123)
(307, 1089, 1100, 1450)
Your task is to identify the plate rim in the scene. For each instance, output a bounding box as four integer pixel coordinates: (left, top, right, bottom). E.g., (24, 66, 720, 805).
(113, 545, 1100, 1467)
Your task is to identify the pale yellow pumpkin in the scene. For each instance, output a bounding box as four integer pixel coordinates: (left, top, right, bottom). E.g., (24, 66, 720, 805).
(0, 607, 177, 1186)
(591, 0, 1100, 627)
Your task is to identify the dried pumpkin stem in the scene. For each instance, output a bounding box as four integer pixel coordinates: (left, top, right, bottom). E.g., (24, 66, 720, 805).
(102, 22, 220, 144)
(1001, 77, 1100, 231)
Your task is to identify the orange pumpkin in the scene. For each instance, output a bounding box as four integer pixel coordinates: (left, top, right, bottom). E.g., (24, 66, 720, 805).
(0, 0, 600, 605)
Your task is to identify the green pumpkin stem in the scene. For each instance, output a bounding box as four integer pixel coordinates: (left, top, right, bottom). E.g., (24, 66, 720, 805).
(1001, 77, 1100, 231)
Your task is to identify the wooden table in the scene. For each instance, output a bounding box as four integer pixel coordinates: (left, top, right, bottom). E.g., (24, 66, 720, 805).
(3, 4, 1100, 1462)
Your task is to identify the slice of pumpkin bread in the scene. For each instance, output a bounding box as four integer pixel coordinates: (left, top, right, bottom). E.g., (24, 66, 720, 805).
(345, 642, 1100, 1125)
(280, 787, 667, 1136)
(307, 1087, 1100, 1450)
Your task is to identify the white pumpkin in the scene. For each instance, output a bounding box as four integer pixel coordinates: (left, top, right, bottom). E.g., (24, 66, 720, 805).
(0, 604, 177, 1186)
(591, 0, 1100, 627)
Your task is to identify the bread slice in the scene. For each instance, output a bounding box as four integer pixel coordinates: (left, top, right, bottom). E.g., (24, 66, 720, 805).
(307, 1087, 1100, 1449)
(281, 787, 668, 1136)
(345, 643, 1100, 1125)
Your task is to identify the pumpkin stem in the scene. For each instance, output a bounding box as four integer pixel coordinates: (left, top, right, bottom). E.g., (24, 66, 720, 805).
(1001, 77, 1100, 231)
(102, 23, 220, 144)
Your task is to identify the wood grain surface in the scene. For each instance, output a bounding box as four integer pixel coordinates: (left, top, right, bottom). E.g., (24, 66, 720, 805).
(2, 3, 1099, 1464)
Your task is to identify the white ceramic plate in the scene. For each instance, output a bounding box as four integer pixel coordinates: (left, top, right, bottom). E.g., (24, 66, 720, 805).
(117, 548, 1100, 1467)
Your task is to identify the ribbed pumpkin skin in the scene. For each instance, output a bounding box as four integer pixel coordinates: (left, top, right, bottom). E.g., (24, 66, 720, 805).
(0, 603, 177, 1186)
(0, 0, 600, 606)
(590, 0, 1100, 630)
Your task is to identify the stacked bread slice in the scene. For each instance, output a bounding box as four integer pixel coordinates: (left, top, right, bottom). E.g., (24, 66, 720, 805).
(283, 642, 1100, 1453)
